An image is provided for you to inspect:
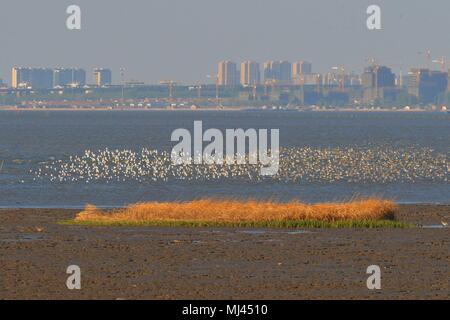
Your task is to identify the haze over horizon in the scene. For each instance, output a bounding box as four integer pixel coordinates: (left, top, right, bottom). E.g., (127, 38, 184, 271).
(1, 0, 449, 85)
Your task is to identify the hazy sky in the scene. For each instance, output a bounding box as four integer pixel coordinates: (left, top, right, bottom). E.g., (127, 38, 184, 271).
(1, 0, 449, 84)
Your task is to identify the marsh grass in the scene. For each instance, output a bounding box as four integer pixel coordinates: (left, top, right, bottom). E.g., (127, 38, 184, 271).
(61, 219, 412, 228)
(62, 198, 411, 228)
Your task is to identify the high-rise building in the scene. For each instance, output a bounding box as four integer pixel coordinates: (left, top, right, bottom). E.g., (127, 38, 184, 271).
(11, 67, 54, 89)
(54, 68, 86, 87)
(362, 65, 396, 102)
(32, 68, 54, 89)
(12, 67, 29, 88)
(218, 61, 238, 86)
(93, 68, 112, 86)
(292, 61, 312, 81)
(408, 69, 448, 103)
(263, 60, 291, 82)
(240, 61, 260, 86)
(263, 61, 279, 82)
(279, 61, 292, 82)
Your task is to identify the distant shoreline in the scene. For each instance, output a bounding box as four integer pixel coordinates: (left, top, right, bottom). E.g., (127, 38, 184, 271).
(0, 106, 446, 113)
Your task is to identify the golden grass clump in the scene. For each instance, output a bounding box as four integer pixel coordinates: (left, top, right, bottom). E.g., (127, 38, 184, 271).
(74, 198, 398, 224)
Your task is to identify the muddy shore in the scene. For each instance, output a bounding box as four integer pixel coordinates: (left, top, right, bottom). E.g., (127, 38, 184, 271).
(0, 205, 448, 300)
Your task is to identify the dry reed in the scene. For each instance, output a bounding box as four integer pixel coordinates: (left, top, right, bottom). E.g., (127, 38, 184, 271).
(74, 198, 398, 224)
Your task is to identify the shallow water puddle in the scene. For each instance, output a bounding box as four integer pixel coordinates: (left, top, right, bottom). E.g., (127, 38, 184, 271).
(0, 233, 45, 242)
(237, 230, 311, 235)
(286, 230, 311, 234)
(422, 225, 448, 229)
(238, 230, 266, 235)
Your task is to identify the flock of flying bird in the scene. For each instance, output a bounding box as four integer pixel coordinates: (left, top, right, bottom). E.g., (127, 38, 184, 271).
(31, 146, 448, 184)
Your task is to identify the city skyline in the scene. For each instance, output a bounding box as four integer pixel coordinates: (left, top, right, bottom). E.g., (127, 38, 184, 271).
(2, 60, 449, 109)
(4, 56, 449, 88)
(1, 0, 450, 85)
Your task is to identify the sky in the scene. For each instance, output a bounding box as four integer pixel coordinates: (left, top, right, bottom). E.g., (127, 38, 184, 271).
(1, 0, 449, 85)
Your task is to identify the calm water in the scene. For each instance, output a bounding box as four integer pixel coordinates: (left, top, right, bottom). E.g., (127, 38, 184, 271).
(0, 110, 448, 207)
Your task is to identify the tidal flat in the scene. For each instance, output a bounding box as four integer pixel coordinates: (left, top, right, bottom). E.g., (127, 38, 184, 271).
(0, 204, 448, 299)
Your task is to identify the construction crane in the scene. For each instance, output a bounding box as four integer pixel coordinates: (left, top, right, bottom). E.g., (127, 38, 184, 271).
(367, 57, 376, 67)
(206, 74, 221, 109)
(425, 49, 432, 69)
(432, 57, 446, 72)
(159, 80, 177, 108)
(120, 68, 125, 105)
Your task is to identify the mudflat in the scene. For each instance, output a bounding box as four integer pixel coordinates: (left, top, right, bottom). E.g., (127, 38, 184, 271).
(0, 205, 448, 300)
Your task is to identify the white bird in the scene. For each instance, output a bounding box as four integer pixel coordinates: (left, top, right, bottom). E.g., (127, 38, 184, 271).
(31, 146, 448, 186)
